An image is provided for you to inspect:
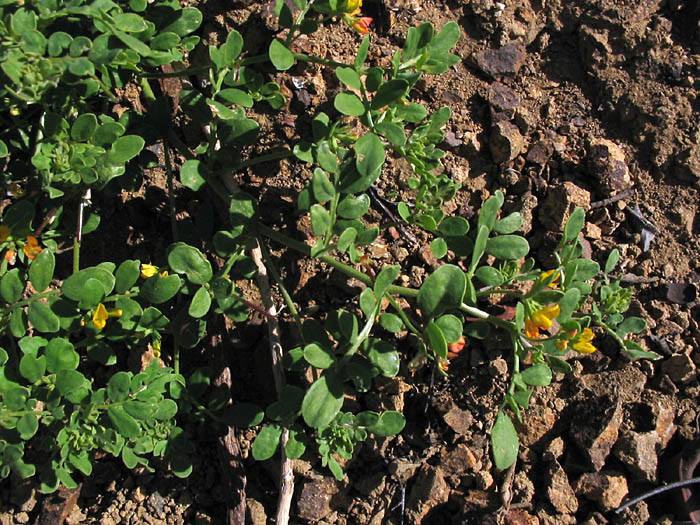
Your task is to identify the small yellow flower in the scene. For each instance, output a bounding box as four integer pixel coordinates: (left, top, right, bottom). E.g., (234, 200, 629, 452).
(524, 304, 560, 338)
(572, 327, 597, 354)
(92, 303, 122, 331)
(0, 225, 11, 243)
(140, 263, 159, 278)
(160, 270, 168, 277)
(22, 236, 43, 260)
(343, 0, 362, 13)
(539, 269, 561, 288)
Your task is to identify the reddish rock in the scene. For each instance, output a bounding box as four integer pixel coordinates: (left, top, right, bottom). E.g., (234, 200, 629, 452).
(538, 182, 591, 231)
(440, 444, 479, 477)
(504, 509, 540, 524)
(546, 460, 578, 514)
(573, 471, 628, 510)
(662, 354, 697, 383)
(489, 82, 520, 122)
(296, 477, 339, 522)
(614, 430, 659, 482)
(526, 140, 554, 165)
(517, 405, 556, 447)
(570, 396, 623, 471)
(442, 404, 474, 435)
(587, 138, 632, 197)
(473, 41, 527, 79)
(406, 465, 450, 523)
(490, 121, 525, 163)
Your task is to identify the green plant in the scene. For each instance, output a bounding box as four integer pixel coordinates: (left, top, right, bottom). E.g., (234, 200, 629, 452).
(0, 0, 656, 508)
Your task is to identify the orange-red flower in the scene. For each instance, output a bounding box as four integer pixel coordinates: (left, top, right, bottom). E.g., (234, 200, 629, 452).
(22, 236, 42, 260)
(350, 16, 373, 34)
(447, 336, 466, 360)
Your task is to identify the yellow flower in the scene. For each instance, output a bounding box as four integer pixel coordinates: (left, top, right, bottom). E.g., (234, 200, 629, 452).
(22, 236, 43, 260)
(141, 263, 159, 278)
(343, 0, 362, 13)
(524, 304, 560, 338)
(92, 303, 122, 331)
(539, 269, 561, 288)
(0, 225, 11, 243)
(572, 327, 597, 354)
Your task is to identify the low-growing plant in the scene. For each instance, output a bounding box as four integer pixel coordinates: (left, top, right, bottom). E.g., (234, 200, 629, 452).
(0, 0, 658, 513)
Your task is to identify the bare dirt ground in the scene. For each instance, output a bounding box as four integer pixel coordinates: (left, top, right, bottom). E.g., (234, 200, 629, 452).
(2, 0, 700, 523)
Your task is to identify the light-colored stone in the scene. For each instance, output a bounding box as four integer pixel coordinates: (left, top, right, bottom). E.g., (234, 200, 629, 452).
(662, 354, 696, 383)
(570, 396, 623, 471)
(613, 431, 659, 482)
(490, 121, 525, 163)
(546, 460, 578, 514)
(574, 471, 628, 510)
(538, 182, 591, 231)
(406, 465, 450, 523)
(297, 477, 339, 522)
(587, 138, 632, 197)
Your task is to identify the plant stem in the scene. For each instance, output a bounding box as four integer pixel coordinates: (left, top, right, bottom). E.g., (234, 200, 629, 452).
(293, 53, 351, 69)
(258, 239, 304, 334)
(233, 149, 293, 171)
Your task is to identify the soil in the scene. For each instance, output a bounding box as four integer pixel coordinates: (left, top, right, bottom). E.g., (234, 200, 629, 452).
(3, 0, 700, 524)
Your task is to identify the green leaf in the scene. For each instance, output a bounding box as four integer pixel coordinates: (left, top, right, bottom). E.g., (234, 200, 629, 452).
(107, 135, 145, 165)
(221, 29, 244, 64)
(547, 356, 572, 374)
(334, 92, 365, 116)
(108, 372, 132, 402)
(115, 260, 140, 293)
(366, 339, 399, 377)
(336, 67, 362, 90)
(486, 235, 530, 260)
(379, 313, 404, 333)
(71, 113, 98, 141)
(493, 212, 523, 234)
(62, 267, 115, 301)
(161, 7, 202, 37)
(154, 399, 178, 420)
(150, 32, 181, 50)
(604, 249, 620, 274)
(188, 287, 211, 318)
(616, 317, 647, 338)
(45, 338, 79, 372)
(310, 204, 330, 236)
(139, 274, 181, 304)
(520, 363, 552, 386)
(425, 321, 448, 359)
(427, 21, 460, 54)
(359, 288, 377, 319)
(303, 343, 335, 369)
(475, 266, 504, 286)
(435, 314, 463, 343)
(108, 405, 140, 439)
(19, 354, 46, 383)
(492, 410, 519, 470)
(558, 288, 580, 323)
(285, 427, 306, 459)
(28, 249, 54, 293)
(417, 264, 466, 318)
(375, 122, 406, 147)
(114, 13, 148, 32)
(431, 238, 448, 259)
(371, 79, 409, 109)
(374, 265, 400, 297)
(1, 269, 24, 303)
(269, 39, 295, 70)
(337, 227, 357, 252)
(395, 102, 428, 122)
(316, 142, 338, 173)
(470, 225, 489, 273)
(355, 133, 385, 178)
(217, 88, 253, 107)
(28, 302, 59, 333)
(55, 370, 88, 400)
(124, 400, 156, 420)
(355, 35, 370, 69)
(221, 402, 264, 427)
(477, 191, 504, 232)
(337, 194, 369, 219)
(267, 385, 305, 421)
(252, 424, 283, 460)
(168, 244, 212, 284)
(367, 411, 405, 436)
(17, 413, 38, 440)
(439, 216, 469, 236)
(302, 369, 345, 428)
(563, 207, 585, 243)
(180, 159, 207, 191)
(311, 169, 335, 203)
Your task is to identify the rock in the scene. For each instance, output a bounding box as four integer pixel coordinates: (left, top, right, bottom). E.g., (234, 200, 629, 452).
(297, 477, 339, 522)
(246, 498, 267, 525)
(613, 431, 659, 482)
(406, 465, 450, 523)
(389, 459, 420, 484)
(538, 182, 591, 231)
(147, 492, 166, 516)
(442, 404, 474, 435)
(651, 400, 676, 448)
(504, 509, 540, 524)
(546, 460, 578, 514)
(661, 354, 697, 383)
(526, 140, 554, 165)
(544, 437, 565, 461)
(518, 405, 556, 447)
(14, 513, 29, 524)
(476, 470, 494, 490)
(574, 471, 628, 510)
(613, 499, 650, 525)
(440, 444, 479, 477)
(473, 41, 527, 79)
(587, 138, 632, 197)
(570, 395, 623, 471)
(584, 222, 602, 240)
(489, 82, 520, 122)
(674, 145, 700, 183)
(578, 26, 612, 69)
(488, 357, 509, 378)
(490, 121, 525, 163)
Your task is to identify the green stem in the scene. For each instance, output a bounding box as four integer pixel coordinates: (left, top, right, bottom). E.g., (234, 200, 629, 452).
(72, 237, 80, 274)
(386, 295, 420, 336)
(2, 289, 61, 311)
(141, 64, 214, 79)
(293, 53, 351, 69)
(163, 141, 179, 241)
(139, 77, 156, 105)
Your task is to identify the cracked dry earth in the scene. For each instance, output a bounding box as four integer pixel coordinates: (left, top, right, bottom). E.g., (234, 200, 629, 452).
(3, 0, 700, 524)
